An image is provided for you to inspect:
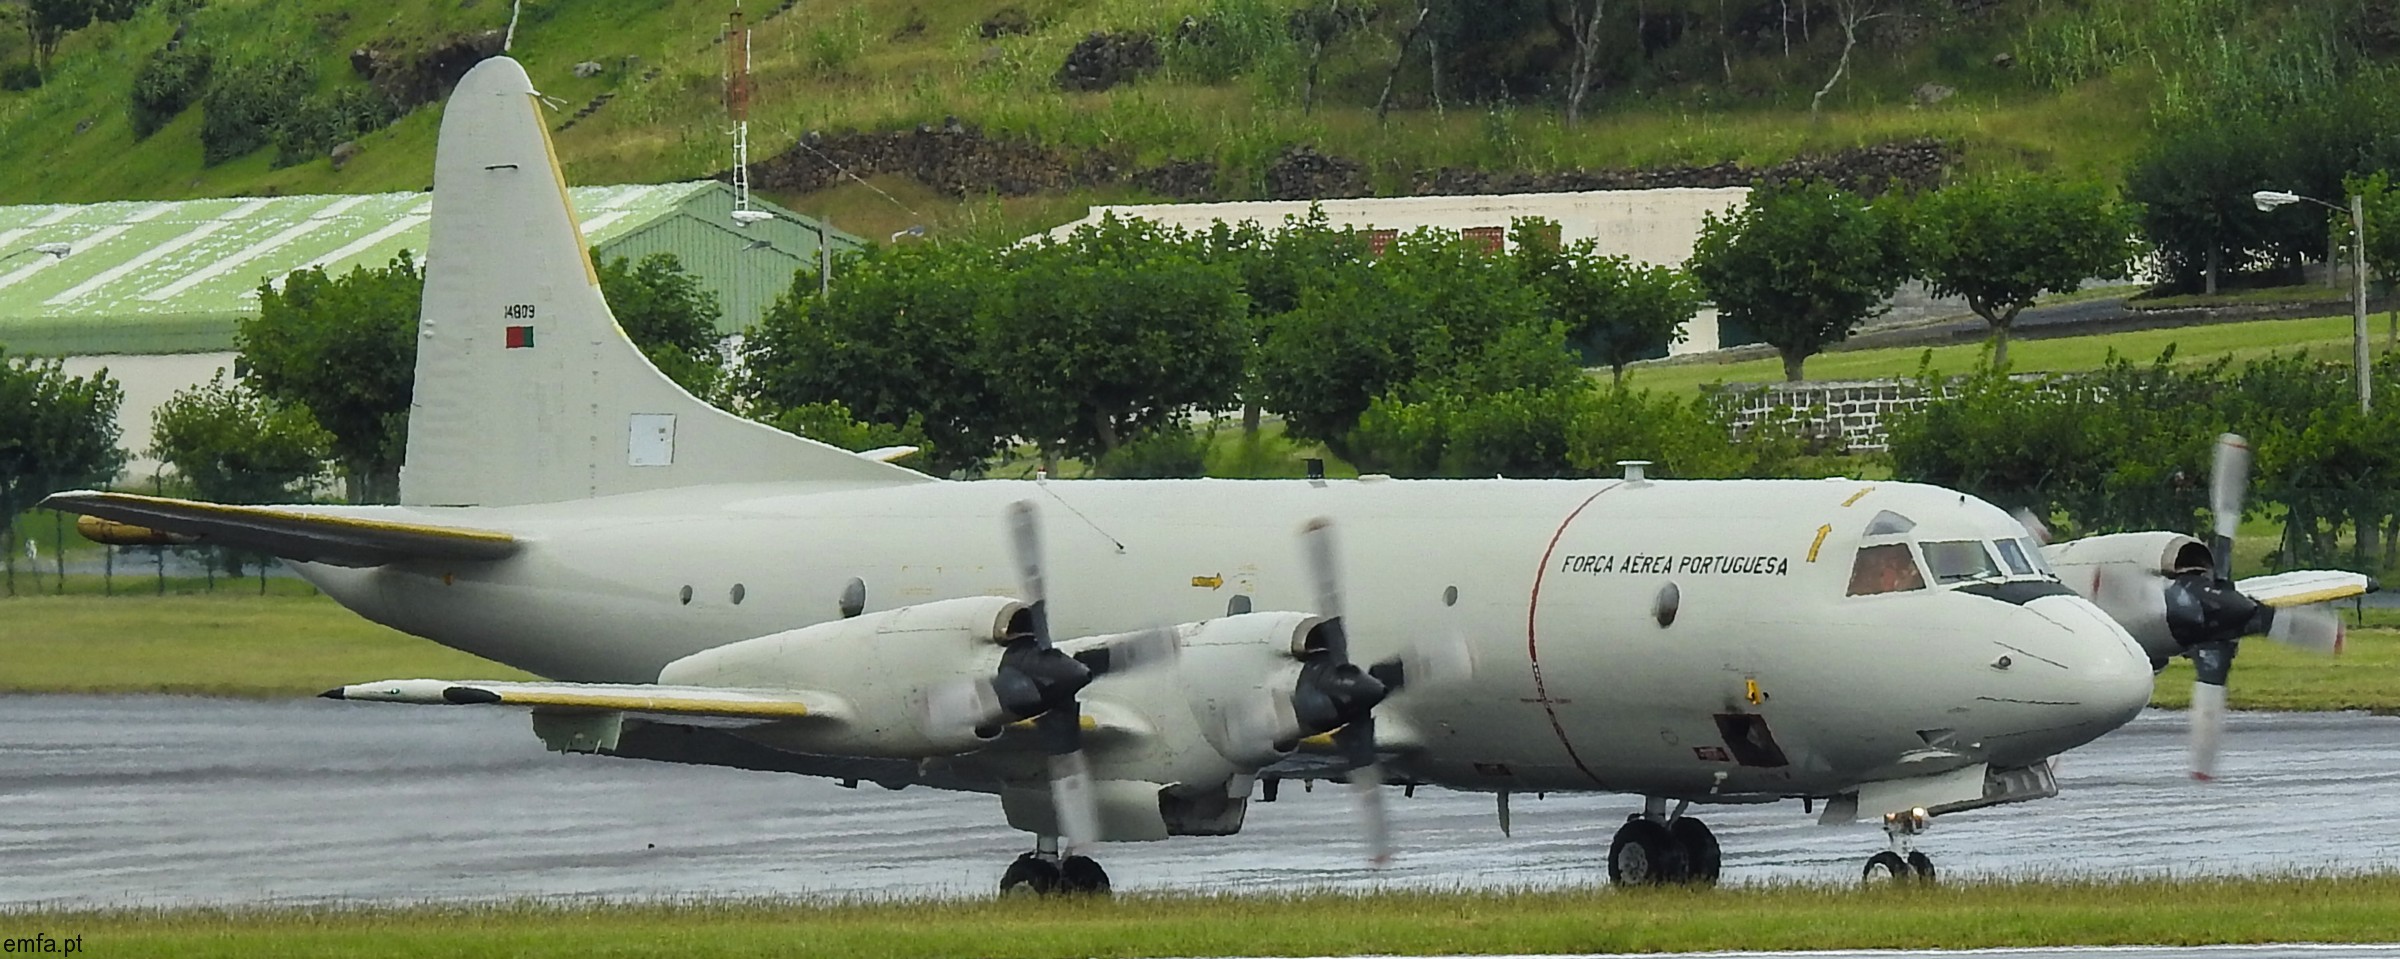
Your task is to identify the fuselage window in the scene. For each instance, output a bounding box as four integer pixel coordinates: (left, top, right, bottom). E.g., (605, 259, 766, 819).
(1922, 540, 2001, 584)
(1993, 538, 2036, 576)
(1847, 543, 1926, 596)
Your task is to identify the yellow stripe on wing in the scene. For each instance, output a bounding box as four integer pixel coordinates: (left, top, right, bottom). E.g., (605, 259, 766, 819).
(486, 688, 815, 718)
(64, 491, 518, 546)
(2258, 585, 2370, 608)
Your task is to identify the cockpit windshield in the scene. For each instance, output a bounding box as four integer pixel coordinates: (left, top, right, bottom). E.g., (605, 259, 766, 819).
(1994, 538, 2037, 576)
(1922, 540, 2002, 583)
(1847, 543, 1926, 596)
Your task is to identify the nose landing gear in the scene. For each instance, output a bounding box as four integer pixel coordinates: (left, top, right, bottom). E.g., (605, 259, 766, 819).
(1607, 798, 1722, 886)
(998, 836, 1112, 896)
(1864, 808, 1937, 882)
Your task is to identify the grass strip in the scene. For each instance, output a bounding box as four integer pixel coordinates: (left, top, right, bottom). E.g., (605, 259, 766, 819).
(11, 876, 2400, 958)
(0, 592, 531, 696)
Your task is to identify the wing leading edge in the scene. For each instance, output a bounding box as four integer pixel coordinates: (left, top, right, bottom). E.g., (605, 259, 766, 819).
(42, 490, 520, 568)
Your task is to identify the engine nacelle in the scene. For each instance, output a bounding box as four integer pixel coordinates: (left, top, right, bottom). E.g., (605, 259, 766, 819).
(1167, 612, 1320, 768)
(2045, 531, 2213, 663)
(658, 595, 1023, 757)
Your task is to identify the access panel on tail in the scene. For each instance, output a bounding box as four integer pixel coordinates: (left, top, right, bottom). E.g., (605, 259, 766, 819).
(400, 57, 927, 507)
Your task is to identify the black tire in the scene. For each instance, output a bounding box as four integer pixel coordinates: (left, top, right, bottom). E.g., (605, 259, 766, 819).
(1668, 818, 1721, 885)
(1608, 818, 1690, 886)
(1058, 855, 1111, 895)
(999, 854, 1060, 895)
(1905, 851, 1936, 882)
(1863, 851, 1911, 882)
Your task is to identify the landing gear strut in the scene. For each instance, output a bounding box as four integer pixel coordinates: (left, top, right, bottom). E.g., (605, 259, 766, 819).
(998, 836, 1111, 896)
(1864, 808, 1937, 882)
(1607, 798, 1721, 887)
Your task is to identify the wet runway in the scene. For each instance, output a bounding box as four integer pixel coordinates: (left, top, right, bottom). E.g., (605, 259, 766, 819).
(6, 697, 2400, 907)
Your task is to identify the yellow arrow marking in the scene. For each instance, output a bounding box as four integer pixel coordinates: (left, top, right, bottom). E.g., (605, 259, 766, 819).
(1807, 524, 1833, 563)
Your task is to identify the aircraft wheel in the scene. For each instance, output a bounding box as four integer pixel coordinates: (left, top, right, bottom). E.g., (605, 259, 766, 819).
(999, 854, 1061, 895)
(1058, 855, 1111, 895)
(1863, 851, 1912, 882)
(1668, 818, 1722, 885)
(1608, 818, 1690, 886)
(1905, 851, 1936, 882)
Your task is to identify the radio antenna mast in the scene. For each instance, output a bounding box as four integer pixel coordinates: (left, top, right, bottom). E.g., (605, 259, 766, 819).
(726, 3, 770, 228)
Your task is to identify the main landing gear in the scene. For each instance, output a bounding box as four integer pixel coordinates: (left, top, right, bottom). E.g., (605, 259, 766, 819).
(998, 836, 1111, 896)
(1607, 798, 1722, 886)
(1863, 807, 1937, 882)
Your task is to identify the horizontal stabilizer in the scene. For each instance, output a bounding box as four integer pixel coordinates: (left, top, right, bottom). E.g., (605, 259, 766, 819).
(43, 490, 518, 568)
(2236, 570, 2377, 608)
(322, 678, 839, 720)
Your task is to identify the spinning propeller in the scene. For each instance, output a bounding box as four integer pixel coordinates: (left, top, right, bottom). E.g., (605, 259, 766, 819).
(1286, 517, 1472, 865)
(2030, 434, 2347, 779)
(923, 500, 1174, 854)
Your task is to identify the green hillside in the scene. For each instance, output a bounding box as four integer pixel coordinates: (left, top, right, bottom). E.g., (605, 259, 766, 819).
(0, 0, 2389, 241)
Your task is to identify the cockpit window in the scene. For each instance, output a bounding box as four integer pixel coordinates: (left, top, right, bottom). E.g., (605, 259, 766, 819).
(2018, 537, 2054, 574)
(1863, 510, 1916, 536)
(1922, 540, 2002, 583)
(1848, 543, 1926, 596)
(1994, 538, 2036, 576)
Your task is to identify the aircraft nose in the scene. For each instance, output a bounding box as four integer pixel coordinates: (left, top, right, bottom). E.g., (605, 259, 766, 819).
(2024, 594, 2155, 733)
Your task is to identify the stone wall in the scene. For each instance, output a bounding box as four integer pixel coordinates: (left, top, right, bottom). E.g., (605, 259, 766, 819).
(1714, 379, 1926, 452)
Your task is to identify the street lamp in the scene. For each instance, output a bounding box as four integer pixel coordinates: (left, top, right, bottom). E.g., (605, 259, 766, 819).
(0, 241, 71, 266)
(2254, 189, 2371, 413)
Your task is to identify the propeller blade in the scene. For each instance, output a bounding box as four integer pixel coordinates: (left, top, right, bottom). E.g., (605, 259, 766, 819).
(2010, 507, 2053, 546)
(1218, 686, 1303, 763)
(1393, 632, 1475, 692)
(922, 676, 1005, 735)
(1048, 748, 1101, 855)
(1074, 626, 1180, 676)
(2188, 679, 2228, 781)
(1348, 761, 1393, 866)
(2210, 434, 2251, 581)
(2264, 602, 2344, 656)
(1007, 500, 1051, 648)
(1301, 517, 1348, 660)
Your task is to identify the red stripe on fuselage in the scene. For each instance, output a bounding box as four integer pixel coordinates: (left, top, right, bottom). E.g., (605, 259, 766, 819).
(1525, 483, 1621, 786)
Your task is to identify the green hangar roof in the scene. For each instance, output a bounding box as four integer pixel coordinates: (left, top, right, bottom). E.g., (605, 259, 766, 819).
(0, 181, 859, 356)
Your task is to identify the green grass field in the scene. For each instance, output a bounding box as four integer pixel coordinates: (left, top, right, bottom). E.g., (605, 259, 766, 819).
(1624, 310, 2388, 396)
(15, 876, 2400, 957)
(0, 592, 530, 696)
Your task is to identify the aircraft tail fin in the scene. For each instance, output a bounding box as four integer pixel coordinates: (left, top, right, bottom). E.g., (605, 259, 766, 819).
(400, 57, 927, 507)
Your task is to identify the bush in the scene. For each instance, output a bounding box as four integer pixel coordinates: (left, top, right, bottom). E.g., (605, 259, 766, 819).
(0, 62, 42, 91)
(200, 54, 315, 165)
(130, 43, 213, 138)
(1096, 425, 1209, 478)
(272, 84, 398, 168)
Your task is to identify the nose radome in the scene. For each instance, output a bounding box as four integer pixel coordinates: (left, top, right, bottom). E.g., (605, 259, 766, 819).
(2033, 595, 2156, 728)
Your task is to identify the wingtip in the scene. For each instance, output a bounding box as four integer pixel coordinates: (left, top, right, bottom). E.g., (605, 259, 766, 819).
(318, 687, 346, 700)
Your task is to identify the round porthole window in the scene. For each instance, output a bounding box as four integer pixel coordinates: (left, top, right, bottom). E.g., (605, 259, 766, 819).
(839, 577, 867, 618)
(1443, 585, 1459, 607)
(1654, 582, 1680, 627)
(730, 583, 747, 605)
(678, 585, 694, 606)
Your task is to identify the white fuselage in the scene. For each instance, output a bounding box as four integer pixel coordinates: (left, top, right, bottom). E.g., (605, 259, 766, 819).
(299, 476, 2155, 801)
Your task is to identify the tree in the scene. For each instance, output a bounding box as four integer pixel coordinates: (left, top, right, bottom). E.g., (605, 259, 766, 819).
(1561, 0, 1607, 126)
(1688, 179, 1910, 382)
(1512, 217, 1701, 384)
(2350, 172, 2400, 349)
(1254, 227, 1564, 458)
(1908, 174, 2141, 367)
(0, 346, 124, 595)
(1810, 0, 1901, 120)
(1196, 208, 1373, 435)
(984, 215, 1250, 462)
(743, 241, 1010, 476)
(149, 371, 330, 505)
(242, 253, 422, 503)
(598, 253, 725, 399)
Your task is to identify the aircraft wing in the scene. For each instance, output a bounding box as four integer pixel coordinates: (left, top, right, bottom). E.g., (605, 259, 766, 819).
(41, 490, 520, 568)
(2235, 569, 2376, 607)
(321, 678, 837, 720)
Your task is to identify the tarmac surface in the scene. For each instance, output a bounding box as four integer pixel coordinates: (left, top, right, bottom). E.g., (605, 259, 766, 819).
(7, 698, 2400, 907)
